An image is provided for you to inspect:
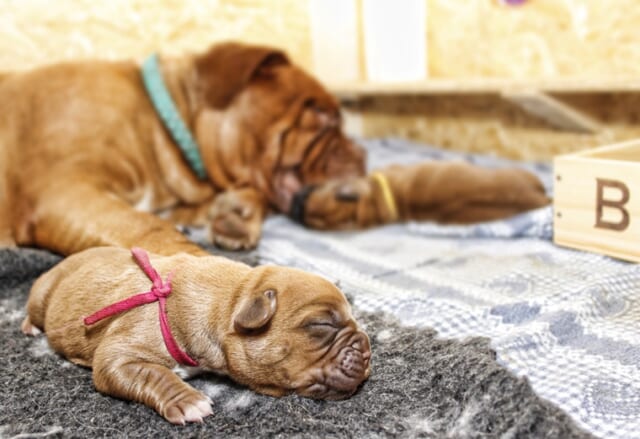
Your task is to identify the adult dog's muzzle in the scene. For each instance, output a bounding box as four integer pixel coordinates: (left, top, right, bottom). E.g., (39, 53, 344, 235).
(289, 185, 317, 225)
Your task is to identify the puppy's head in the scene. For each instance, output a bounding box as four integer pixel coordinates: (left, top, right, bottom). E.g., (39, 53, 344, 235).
(193, 42, 366, 213)
(223, 265, 371, 400)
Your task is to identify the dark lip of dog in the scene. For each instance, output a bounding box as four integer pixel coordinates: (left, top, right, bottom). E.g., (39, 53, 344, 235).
(272, 147, 366, 214)
(296, 329, 371, 400)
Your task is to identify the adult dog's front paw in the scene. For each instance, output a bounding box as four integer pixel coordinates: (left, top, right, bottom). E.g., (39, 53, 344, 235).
(207, 190, 263, 251)
(163, 390, 213, 425)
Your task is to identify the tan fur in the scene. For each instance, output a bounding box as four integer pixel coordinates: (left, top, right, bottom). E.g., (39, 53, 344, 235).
(22, 247, 371, 424)
(0, 42, 365, 255)
(303, 161, 550, 229)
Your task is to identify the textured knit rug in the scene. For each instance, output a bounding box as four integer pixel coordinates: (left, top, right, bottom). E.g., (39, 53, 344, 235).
(1, 139, 635, 438)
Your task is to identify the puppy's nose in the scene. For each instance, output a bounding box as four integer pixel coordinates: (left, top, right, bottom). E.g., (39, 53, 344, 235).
(351, 331, 371, 357)
(334, 348, 366, 386)
(341, 331, 371, 378)
(351, 331, 371, 375)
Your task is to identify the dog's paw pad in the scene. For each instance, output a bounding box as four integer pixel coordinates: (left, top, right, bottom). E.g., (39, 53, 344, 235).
(164, 393, 213, 425)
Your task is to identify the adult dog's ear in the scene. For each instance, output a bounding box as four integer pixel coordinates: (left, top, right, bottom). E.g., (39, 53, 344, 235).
(195, 42, 289, 108)
(233, 289, 277, 334)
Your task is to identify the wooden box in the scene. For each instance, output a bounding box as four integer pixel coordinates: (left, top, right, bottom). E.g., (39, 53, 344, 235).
(554, 139, 640, 262)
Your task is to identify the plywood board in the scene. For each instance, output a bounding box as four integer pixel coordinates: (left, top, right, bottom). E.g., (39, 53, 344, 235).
(554, 140, 640, 262)
(0, 0, 313, 72)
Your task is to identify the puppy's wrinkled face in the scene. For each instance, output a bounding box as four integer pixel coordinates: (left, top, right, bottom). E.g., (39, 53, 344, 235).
(223, 266, 371, 400)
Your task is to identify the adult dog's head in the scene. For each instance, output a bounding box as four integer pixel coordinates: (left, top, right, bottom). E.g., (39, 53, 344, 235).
(223, 266, 371, 399)
(191, 42, 366, 213)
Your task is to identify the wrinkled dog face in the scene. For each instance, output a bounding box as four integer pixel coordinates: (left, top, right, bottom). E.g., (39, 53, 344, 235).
(194, 43, 366, 213)
(224, 266, 371, 399)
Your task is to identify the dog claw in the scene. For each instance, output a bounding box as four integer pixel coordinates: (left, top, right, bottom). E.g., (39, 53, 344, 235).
(212, 233, 257, 251)
(164, 392, 213, 425)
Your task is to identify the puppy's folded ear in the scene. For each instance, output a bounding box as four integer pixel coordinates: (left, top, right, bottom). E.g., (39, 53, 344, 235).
(195, 42, 289, 108)
(233, 289, 277, 334)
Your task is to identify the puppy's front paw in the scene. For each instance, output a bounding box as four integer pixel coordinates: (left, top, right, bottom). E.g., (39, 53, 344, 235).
(163, 390, 213, 425)
(208, 191, 263, 251)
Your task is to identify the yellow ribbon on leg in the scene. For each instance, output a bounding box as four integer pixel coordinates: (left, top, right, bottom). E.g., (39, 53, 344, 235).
(371, 172, 399, 222)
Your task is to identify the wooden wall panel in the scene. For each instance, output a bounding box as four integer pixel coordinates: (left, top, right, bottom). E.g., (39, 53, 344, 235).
(0, 0, 312, 71)
(343, 94, 640, 161)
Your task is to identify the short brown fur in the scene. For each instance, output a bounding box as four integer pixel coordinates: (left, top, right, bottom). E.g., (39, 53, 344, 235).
(303, 162, 550, 230)
(0, 42, 365, 254)
(22, 247, 371, 424)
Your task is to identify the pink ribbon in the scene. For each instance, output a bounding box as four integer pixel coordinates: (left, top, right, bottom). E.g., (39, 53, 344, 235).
(84, 247, 198, 367)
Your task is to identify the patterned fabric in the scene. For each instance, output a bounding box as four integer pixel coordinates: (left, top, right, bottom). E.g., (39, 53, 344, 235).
(256, 139, 640, 439)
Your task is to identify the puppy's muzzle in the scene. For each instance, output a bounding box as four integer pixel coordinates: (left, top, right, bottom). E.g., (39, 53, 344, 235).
(306, 330, 371, 399)
(330, 332, 371, 390)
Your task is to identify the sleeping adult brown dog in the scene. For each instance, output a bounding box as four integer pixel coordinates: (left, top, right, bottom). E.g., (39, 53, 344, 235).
(296, 161, 550, 230)
(21, 246, 371, 424)
(0, 42, 365, 256)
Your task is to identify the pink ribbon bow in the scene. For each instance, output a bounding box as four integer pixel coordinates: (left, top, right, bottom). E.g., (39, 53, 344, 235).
(84, 247, 198, 367)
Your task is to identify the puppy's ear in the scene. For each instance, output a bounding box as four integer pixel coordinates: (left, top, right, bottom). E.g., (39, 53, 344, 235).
(233, 289, 277, 334)
(195, 42, 289, 108)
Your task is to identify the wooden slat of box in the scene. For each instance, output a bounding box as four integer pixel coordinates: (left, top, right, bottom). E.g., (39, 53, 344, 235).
(554, 139, 640, 262)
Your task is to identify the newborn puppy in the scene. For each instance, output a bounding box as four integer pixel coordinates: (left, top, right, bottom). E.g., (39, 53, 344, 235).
(21, 247, 370, 424)
(296, 161, 550, 229)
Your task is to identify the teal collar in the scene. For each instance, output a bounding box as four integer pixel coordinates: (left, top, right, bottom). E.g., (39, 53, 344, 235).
(141, 54, 207, 180)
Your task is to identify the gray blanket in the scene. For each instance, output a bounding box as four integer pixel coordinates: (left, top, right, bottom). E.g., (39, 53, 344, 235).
(0, 139, 604, 438)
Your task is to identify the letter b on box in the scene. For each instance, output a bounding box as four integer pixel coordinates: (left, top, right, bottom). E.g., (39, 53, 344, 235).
(595, 178, 630, 231)
(554, 140, 640, 263)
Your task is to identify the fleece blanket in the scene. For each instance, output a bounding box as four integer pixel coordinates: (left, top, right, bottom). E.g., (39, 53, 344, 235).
(1, 138, 636, 438)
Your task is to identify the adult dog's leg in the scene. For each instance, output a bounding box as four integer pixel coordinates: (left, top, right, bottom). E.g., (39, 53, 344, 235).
(207, 187, 267, 250)
(406, 162, 550, 224)
(0, 148, 15, 247)
(0, 206, 14, 247)
(23, 183, 207, 256)
(163, 187, 267, 251)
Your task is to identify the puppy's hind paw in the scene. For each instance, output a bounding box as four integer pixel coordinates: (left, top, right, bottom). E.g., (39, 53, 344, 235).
(163, 391, 213, 425)
(21, 316, 42, 336)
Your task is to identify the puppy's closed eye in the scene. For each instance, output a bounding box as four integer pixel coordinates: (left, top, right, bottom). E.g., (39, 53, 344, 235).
(303, 319, 338, 330)
(302, 318, 339, 344)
